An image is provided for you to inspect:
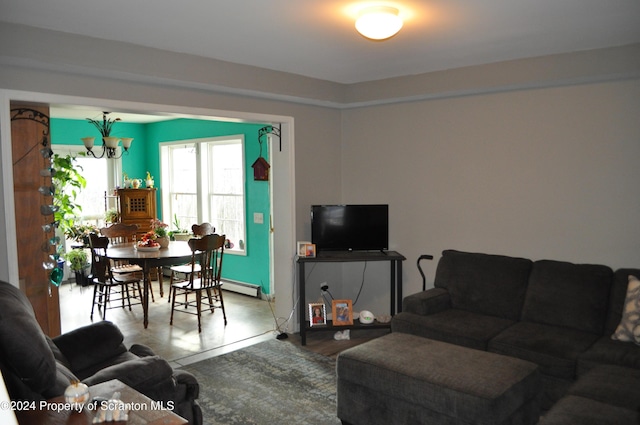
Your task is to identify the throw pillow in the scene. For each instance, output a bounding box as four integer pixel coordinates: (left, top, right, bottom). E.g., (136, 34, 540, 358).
(611, 275, 640, 344)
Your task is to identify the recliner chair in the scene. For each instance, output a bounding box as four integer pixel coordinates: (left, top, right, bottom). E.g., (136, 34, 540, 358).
(0, 280, 202, 425)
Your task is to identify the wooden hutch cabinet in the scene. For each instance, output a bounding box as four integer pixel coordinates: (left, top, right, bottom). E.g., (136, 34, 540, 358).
(117, 188, 157, 237)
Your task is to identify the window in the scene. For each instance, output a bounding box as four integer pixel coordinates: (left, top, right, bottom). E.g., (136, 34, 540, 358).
(52, 145, 120, 224)
(161, 136, 246, 254)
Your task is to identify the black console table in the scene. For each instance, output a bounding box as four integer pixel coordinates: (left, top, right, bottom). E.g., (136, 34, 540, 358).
(297, 250, 406, 345)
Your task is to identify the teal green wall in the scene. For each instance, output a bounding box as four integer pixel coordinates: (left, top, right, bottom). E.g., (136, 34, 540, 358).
(51, 118, 271, 294)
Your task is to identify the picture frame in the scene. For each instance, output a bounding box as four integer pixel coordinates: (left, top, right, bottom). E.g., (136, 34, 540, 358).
(308, 302, 327, 327)
(304, 243, 316, 258)
(297, 241, 311, 257)
(332, 299, 353, 326)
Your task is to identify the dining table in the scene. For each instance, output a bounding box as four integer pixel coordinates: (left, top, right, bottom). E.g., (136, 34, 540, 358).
(105, 241, 193, 328)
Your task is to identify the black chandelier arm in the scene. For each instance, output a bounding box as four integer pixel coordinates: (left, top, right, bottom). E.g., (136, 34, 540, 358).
(84, 145, 128, 159)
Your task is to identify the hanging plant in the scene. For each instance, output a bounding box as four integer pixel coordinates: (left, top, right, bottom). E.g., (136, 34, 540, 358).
(52, 154, 87, 237)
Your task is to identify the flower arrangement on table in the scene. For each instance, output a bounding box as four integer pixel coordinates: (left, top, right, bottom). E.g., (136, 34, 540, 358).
(151, 219, 168, 237)
(138, 219, 169, 248)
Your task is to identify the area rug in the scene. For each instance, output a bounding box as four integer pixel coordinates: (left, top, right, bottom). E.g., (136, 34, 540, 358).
(179, 339, 341, 425)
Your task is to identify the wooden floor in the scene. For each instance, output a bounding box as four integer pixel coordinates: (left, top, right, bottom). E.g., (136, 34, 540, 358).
(59, 280, 385, 366)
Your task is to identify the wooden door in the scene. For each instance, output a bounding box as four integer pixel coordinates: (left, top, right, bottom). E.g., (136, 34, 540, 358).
(10, 102, 61, 336)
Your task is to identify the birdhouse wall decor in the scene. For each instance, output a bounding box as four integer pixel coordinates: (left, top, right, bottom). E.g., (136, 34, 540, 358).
(252, 157, 270, 181)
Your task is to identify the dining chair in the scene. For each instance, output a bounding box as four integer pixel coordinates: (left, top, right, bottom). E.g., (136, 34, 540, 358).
(170, 233, 227, 332)
(88, 233, 143, 320)
(167, 223, 215, 303)
(100, 223, 159, 301)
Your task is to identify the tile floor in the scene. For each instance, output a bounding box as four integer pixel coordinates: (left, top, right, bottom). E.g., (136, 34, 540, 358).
(59, 280, 279, 368)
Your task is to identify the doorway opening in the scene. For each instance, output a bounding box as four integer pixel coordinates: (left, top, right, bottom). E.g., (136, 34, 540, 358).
(1, 91, 297, 345)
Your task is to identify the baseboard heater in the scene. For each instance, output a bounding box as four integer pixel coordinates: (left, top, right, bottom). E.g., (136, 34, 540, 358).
(221, 279, 261, 298)
(162, 269, 261, 298)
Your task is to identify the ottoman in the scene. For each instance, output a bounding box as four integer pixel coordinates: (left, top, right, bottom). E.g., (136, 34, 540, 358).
(337, 333, 540, 425)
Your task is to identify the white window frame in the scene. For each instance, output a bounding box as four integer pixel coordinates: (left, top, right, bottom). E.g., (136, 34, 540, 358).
(160, 135, 246, 255)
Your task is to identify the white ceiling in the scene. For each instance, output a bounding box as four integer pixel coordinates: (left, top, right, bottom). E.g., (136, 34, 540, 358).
(2, 0, 639, 85)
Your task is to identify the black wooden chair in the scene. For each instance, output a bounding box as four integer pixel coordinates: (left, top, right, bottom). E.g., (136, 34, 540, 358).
(89, 233, 143, 320)
(170, 233, 227, 332)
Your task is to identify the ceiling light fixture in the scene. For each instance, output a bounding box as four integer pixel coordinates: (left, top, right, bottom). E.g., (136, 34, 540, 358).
(81, 112, 133, 159)
(355, 5, 403, 40)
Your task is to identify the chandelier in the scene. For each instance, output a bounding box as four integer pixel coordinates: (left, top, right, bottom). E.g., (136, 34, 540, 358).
(81, 111, 133, 159)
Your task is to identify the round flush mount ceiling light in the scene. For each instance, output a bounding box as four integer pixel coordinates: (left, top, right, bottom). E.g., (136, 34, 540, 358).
(355, 5, 403, 40)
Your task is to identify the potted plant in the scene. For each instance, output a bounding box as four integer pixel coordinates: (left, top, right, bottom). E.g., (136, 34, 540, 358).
(105, 208, 119, 224)
(64, 249, 89, 286)
(64, 223, 98, 247)
(168, 214, 191, 241)
(52, 154, 87, 238)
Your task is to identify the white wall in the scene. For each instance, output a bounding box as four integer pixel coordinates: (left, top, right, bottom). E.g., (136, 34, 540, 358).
(341, 79, 640, 312)
(1, 22, 639, 326)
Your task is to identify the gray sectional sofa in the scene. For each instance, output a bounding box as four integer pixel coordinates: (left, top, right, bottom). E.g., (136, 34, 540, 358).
(391, 249, 640, 422)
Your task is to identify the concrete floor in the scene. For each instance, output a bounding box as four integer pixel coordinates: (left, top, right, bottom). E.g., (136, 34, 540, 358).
(59, 280, 279, 368)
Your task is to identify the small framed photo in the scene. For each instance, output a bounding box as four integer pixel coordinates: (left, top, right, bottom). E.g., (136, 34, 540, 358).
(304, 243, 316, 258)
(297, 241, 311, 257)
(332, 299, 353, 326)
(308, 302, 327, 326)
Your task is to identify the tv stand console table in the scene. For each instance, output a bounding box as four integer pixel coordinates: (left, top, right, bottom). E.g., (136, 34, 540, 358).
(297, 250, 406, 345)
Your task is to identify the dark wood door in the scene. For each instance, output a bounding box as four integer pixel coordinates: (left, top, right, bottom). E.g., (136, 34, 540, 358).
(10, 102, 61, 336)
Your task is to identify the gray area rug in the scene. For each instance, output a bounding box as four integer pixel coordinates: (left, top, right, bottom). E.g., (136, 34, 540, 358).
(179, 339, 341, 425)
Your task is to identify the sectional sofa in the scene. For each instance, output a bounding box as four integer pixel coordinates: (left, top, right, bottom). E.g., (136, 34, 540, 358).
(389, 249, 640, 422)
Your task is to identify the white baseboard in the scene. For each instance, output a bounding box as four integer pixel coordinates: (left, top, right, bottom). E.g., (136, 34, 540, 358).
(221, 280, 261, 298)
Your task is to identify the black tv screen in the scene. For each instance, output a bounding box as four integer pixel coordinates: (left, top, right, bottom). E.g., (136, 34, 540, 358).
(311, 204, 389, 252)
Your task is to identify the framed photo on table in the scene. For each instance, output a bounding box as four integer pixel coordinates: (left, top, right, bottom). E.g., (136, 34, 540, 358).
(332, 299, 353, 326)
(308, 302, 327, 326)
(297, 241, 310, 257)
(304, 243, 316, 258)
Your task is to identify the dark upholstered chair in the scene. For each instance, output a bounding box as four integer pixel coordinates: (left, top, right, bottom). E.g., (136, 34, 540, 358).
(0, 280, 202, 425)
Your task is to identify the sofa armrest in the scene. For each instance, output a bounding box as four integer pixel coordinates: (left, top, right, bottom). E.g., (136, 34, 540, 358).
(52, 321, 127, 372)
(402, 288, 451, 316)
(82, 355, 173, 392)
(173, 369, 200, 401)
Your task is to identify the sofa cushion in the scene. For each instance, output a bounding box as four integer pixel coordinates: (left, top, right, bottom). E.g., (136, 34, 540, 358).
(72, 351, 140, 381)
(539, 395, 638, 425)
(434, 250, 532, 320)
(569, 364, 640, 411)
(577, 336, 640, 375)
(611, 275, 640, 344)
(392, 309, 515, 350)
(0, 281, 56, 394)
(521, 260, 612, 334)
(83, 355, 173, 390)
(604, 268, 640, 335)
(489, 321, 600, 379)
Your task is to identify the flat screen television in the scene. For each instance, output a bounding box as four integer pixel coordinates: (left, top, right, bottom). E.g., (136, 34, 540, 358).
(311, 204, 389, 252)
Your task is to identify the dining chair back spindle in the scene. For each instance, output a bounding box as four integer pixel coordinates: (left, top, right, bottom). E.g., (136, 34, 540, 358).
(170, 233, 227, 332)
(168, 223, 215, 302)
(88, 233, 143, 320)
